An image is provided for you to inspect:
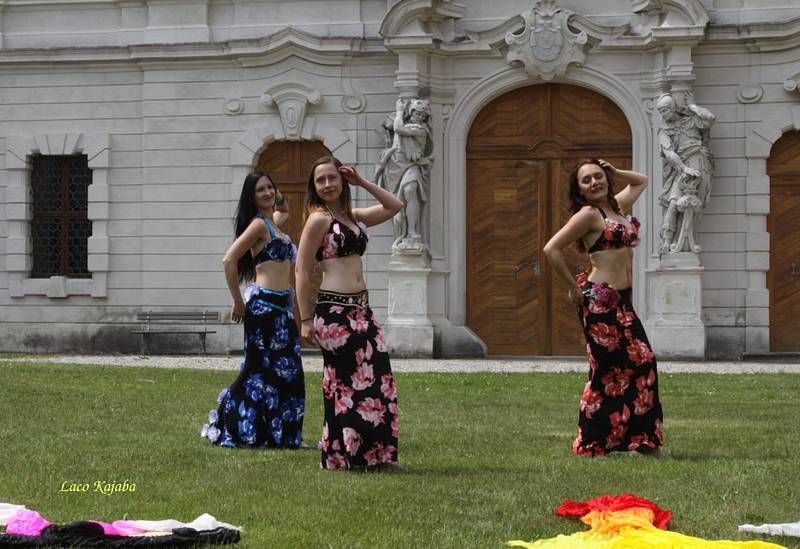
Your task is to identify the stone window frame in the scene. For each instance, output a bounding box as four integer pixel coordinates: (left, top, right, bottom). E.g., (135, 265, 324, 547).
(6, 133, 110, 298)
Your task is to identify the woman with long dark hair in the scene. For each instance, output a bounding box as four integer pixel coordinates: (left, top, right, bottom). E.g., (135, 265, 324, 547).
(544, 158, 663, 457)
(201, 171, 306, 449)
(295, 156, 403, 470)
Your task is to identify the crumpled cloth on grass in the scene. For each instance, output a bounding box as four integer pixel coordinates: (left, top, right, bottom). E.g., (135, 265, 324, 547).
(0, 504, 26, 527)
(0, 503, 242, 546)
(739, 522, 800, 538)
(6, 509, 51, 536)
(508, 495, 787, 549)
(556, 493, 672, 530)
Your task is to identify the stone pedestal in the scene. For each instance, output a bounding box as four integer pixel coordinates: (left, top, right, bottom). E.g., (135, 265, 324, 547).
(646, 252, 705, 359)
(382, 250, 434, 358)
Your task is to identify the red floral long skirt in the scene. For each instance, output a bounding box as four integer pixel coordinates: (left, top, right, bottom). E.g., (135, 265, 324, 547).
(314, 290, 399, 470)
(573, 280, 664, 457)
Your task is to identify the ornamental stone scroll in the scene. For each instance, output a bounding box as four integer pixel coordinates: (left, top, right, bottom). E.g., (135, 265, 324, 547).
(261, 83, 321, 141)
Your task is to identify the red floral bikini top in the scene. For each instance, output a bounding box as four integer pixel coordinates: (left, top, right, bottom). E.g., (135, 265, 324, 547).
(586, 207, 640, 254)
(315, 208, 368, 261)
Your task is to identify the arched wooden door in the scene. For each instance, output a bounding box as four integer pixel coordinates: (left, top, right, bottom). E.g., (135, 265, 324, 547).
(466, 84, 632, 356)
(767, 130, 800, 351)
(256, 140, 330, 332)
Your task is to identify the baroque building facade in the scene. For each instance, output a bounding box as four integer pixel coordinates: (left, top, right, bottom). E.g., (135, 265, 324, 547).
(2, 0, 800, 359)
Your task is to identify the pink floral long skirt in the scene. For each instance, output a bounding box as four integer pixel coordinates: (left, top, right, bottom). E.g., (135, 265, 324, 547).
(314, 290, 399, 469)
(573, 279, 664, 457)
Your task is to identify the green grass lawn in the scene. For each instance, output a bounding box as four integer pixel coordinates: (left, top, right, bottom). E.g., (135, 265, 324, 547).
(2, 361, 799, 548)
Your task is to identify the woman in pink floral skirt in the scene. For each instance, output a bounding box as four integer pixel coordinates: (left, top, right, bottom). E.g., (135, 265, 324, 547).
(296, 156, 404, 470)
(544, 158, 663, 457)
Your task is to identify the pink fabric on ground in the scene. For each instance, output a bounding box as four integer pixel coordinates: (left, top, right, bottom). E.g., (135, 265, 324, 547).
(108, 521, 150, 536)
(6, 509, 51, 536)
(89, 521, 126, 536)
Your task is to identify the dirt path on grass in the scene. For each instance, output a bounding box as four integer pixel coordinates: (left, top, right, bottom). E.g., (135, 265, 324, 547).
(3, 354, 800, 374)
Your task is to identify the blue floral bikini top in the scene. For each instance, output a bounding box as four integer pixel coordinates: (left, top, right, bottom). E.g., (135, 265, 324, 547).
(315, 208, 368, 261)
(253, 213, 297, 265)
(586, 207, 640, 254)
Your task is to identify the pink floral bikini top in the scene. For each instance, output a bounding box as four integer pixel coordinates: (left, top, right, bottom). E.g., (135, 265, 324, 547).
(315, 208, 368, 261)
(587, 207, 640, 254)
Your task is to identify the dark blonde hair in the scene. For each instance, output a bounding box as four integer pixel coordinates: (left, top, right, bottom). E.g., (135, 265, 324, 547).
(305, 156, 354, 221)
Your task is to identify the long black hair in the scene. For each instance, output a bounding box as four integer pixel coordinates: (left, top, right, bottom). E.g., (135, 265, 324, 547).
(234, 171, 277, 283)
(569, 158, 621, 252)
(304, 156, 353, 221)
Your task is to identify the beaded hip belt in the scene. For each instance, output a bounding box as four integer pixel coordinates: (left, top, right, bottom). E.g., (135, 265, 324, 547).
(316, 289, 369, 308)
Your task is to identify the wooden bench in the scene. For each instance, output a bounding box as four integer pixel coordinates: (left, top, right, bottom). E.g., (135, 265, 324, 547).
(131, 311, 220, 355)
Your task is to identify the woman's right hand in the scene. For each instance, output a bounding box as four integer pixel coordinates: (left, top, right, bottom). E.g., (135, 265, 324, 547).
(301, 319, 316, 345)
(568, 286, 583, 307)
(231, 301, 245, 323)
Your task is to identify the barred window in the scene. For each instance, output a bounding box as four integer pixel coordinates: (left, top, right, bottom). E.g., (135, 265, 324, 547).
(30, 154, 92, 278)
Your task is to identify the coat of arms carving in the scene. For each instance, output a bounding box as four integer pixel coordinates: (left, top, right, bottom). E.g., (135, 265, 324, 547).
(506, 0, 587, 80)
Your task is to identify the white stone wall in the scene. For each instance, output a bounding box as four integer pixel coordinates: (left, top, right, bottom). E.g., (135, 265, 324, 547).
(0, 50, 403, 352)
(2, 0, 800, 356)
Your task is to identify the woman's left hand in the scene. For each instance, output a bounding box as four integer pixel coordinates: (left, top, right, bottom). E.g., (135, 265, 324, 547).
(598, 159, 617, 173)
(338, 165, 363, 187)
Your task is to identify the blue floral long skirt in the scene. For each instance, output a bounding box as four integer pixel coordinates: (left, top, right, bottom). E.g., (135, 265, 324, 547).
(201, 285, 305, 448)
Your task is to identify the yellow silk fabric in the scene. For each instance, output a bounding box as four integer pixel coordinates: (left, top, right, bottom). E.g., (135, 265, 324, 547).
(508, 508, 786, 549)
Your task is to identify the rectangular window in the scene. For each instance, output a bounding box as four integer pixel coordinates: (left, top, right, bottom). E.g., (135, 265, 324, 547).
(30, 154, 92, 278)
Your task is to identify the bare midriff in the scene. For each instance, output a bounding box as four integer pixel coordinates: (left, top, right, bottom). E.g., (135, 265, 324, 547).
(254, 260, 292, 291)
(318, 254, 367, 293)
(586, 247, 633, 290)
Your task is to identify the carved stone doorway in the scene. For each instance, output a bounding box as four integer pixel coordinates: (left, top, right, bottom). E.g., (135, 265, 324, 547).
(466, 83, 632, 356)
(256, 140, 330, 336)
(767, 130, 800, 351)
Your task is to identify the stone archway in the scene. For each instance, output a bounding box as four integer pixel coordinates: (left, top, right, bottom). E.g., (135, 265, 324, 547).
(767, 130, 800, 351)
(225, 119, 356, 351)
(445, 66, 650, 355)
(465, 83, 632, 355)
(744, 105, 800, 353)
(229, 117, 357, 217)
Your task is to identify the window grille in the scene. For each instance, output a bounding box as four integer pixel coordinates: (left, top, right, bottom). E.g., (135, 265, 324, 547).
(30, 154, 92, 278)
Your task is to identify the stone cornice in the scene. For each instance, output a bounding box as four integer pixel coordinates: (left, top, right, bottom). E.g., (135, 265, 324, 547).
(0, 27, 383, 65)
(706, 16, 800, 52)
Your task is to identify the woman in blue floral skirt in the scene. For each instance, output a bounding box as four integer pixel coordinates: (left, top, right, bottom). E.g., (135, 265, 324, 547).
(544, 158, 663, 457)
(201, 171, 306, 449)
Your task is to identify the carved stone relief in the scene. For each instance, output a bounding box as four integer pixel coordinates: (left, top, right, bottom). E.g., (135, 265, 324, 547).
(505, 0, 587, 81)
(261, 83, 321, 140)
(737, 84, 763, 104)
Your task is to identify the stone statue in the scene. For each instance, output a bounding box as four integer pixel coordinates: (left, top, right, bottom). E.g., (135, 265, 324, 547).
(375, 97, 434, 252)
(657, 92, 715, 254)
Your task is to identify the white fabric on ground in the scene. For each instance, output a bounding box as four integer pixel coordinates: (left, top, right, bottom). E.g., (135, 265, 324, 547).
(739, 522, 800, 537)
(0, 504, 26, 526)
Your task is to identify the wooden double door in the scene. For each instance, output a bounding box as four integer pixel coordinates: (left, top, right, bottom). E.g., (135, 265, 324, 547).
(768, 130, 800, 351)
(466, 84, 632, 356)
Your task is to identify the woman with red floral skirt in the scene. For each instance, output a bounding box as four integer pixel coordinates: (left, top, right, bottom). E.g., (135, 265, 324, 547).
(544, 158, 663, 457)
(295, 156, 404, 470)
